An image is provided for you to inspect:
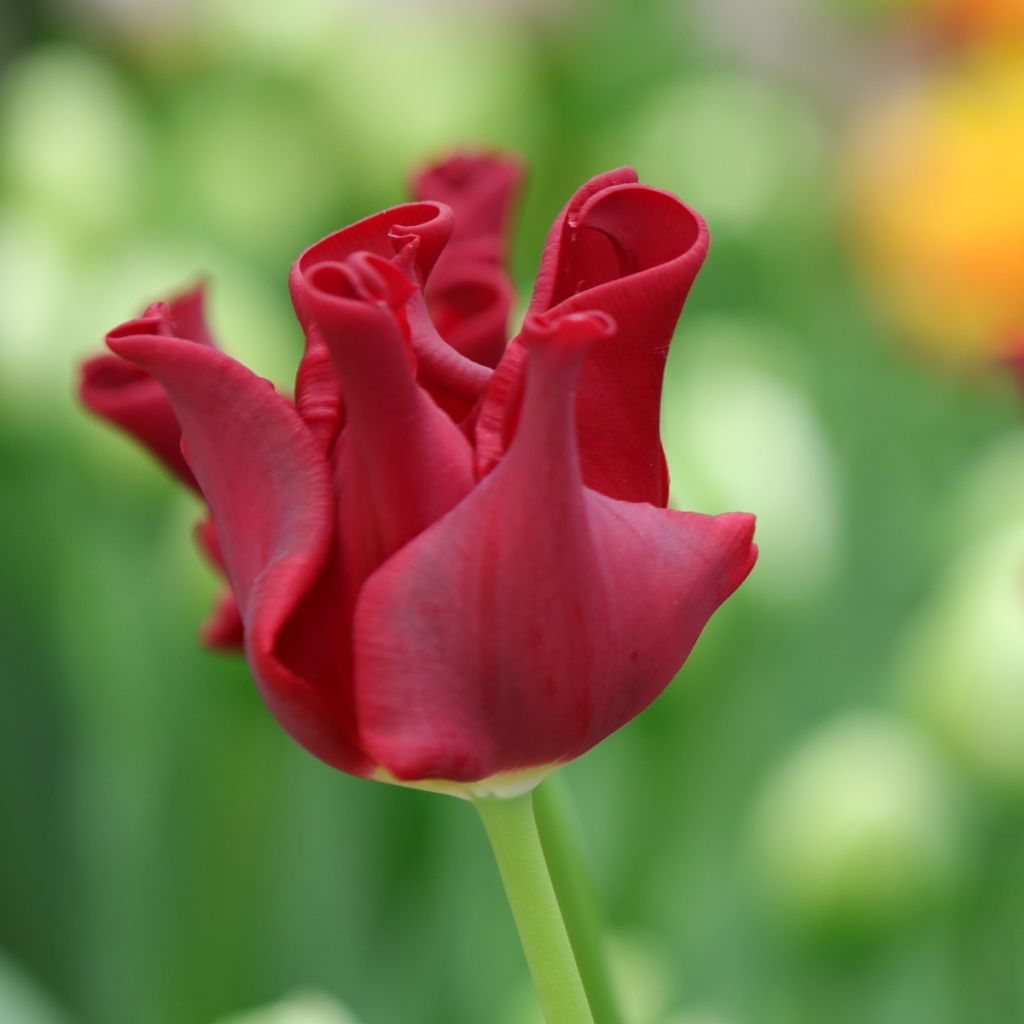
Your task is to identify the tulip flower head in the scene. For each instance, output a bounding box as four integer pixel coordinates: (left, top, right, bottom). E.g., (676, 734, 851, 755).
(80, 152, 756, 796)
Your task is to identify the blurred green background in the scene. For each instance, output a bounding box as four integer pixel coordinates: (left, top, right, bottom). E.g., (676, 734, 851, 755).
(3, 0, 1024, 1022)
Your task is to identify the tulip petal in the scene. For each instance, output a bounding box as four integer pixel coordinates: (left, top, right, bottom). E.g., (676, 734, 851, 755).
(193, 516, 244, 650)
(200, 589, 245, 649)
(161, 282, 217, 348)
(411, 150, 523, 263)
(425, 260, 514, 370)
(80, 285, 217, 489)
(106, 330, 369, 775)
(298, 252, 476, 597)
(290, 202, 456, 453)
(79, 353, 197, 487)
(477, 170, 708, 506)
(291, 202, 454, 304)
(528, 167, 639, 309)
(412, 151, 522, 374)
(355, 311, 756, 783)
(396, 244, 493, 403)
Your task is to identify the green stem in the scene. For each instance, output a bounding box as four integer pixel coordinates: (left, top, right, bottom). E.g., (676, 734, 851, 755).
(476, 791, 595, 1024)
(533, 776, 624, 1024)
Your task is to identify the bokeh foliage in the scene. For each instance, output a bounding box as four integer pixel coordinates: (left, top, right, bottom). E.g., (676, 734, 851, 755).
(2, 1, 1024, 1022)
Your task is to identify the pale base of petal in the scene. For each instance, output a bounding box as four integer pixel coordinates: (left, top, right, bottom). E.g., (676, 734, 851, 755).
(370, 763, 559, 800)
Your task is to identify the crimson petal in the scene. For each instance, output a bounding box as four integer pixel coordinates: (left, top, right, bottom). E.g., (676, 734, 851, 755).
(194, 516, 244, 650)
(425, 260, 514, 371)
(411, 150, 523, 263)
(200, 589, 245, 649)
(354, 311, 756, 783)
(413, 151, 522, 374)
(106, 330, 369, 775)
(289, 202, 456, 453)
(296, 252, 476, 597)
(79, 285, 217, 489)
(477, 170, 708, 506)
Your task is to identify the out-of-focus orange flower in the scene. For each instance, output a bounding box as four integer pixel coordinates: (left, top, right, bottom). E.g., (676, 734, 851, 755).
(847, 45, 1024, 363)
(922, 0, 1024, 42)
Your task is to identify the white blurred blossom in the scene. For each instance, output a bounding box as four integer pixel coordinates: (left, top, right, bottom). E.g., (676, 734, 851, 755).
(0, 46, 145, 234)
(662, 316, 841, 603)
(213, 990, 361, 1024)
(752, 713, 961, 933)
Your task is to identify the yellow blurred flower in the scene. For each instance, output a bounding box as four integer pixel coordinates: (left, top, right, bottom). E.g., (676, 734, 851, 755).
(847, 44, 1024, 362)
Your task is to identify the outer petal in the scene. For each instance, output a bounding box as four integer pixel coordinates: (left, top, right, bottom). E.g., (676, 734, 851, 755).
(79, 353, 197, 487)
(411, 150, 523, 262)
(289, 202, 476, 448)
(194, 517, 244, 650)
(160, 282, 217, 348)
(200, 589, 245, 649)
(79, 285, 217, 489)
(528, 168, 639, 310)
(476, 170, 708, 506)
(86, 291, 248, 653)
(425, 260, 514, 371)
(394, 242, 493, 404)
(412, 151, 522, 371)
(106, 330, 369, 775)
(354, 311, 756, 783)
(290, 202, 454, 307)
(295, 252, 476, 597)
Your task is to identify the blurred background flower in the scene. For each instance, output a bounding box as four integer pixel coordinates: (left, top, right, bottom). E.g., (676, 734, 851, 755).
(3, 0, 1024, 1022)
(921, 0, 1024, 42)
(846, 42, 1024, 362)
(213, 990, 362, 1024)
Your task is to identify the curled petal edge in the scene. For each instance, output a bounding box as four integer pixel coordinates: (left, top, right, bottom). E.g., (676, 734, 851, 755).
(106, 330, 370, 775)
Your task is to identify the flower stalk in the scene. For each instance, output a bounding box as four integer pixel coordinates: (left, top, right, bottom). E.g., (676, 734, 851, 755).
(533, 776, 624, 1024)
(475, 791, 595, 1024)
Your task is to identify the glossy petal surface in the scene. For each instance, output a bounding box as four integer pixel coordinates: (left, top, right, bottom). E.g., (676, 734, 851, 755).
(80, 286, 216, 489)
(107, 330, 368, 774)
(289, 202, 455, 452)
(477, 169, 708, 505)
(411, 150, 522, 263)
(294, 252, 476, 598)
(354, 312, 756, 782)
(413, 151, 522, 371)
(81, 154, 757, 787)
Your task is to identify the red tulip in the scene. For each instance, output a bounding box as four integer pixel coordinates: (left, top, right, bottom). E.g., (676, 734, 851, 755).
(81, 156, 756, 789)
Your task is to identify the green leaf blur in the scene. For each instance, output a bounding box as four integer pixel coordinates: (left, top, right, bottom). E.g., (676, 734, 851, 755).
(2, 1, 1023, 1022)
